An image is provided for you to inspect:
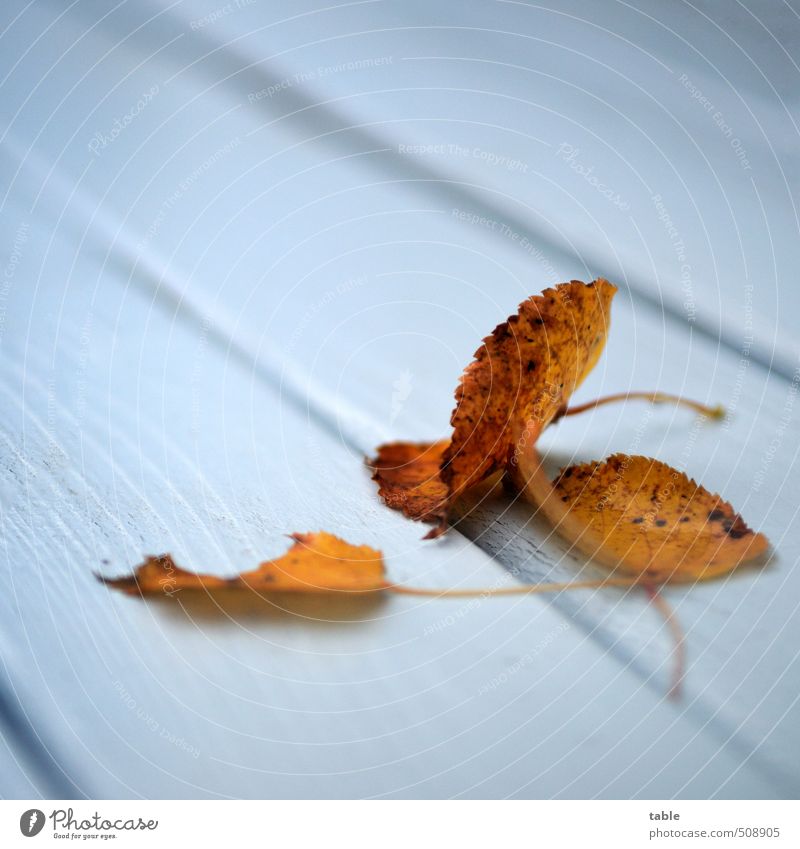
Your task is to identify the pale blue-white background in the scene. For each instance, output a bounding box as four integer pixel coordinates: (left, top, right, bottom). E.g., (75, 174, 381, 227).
(1, 0, 798, 798)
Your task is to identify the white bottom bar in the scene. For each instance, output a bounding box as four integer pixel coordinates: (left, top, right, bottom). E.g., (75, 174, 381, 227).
(2, 800, 797, 848)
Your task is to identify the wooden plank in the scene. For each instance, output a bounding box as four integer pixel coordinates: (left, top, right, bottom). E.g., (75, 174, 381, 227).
(5, 0, 795, 372)
(0, 186, 788, 799)
(0, 733, 41, 799)
(0, 0, 797, 799)
(0, 686, 81, 799)
(456, 302, 800, 794)
(230, 0, 799, 376)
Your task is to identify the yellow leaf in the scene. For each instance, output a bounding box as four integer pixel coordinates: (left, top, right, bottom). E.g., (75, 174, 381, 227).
(370, 279, 616, 531)
(101, 532, 389, 596)
(444, 278, 616, 499)
(510, 448, 769, 584)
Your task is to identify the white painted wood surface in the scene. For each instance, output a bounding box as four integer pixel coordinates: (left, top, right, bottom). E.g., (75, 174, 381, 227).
(4, 0, 798, 373)
(1, 0, 798, 799)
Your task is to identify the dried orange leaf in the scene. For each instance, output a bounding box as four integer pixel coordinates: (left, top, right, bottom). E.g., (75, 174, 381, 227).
(370, 279, 616, 529)
(103, 529, 637, 603)
(512, 449, 769, 584)
(101, 532, 388, 596)
(369, 440, 449, 523)
(443, 278, 616, 499)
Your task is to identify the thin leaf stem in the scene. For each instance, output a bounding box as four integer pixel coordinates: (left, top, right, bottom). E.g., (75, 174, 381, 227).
(562, 392, 724, 420)
(387, 577, 641, 598)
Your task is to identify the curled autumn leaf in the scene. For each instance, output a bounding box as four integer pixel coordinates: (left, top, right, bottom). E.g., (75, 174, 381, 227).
(443, 279, 614, 500)
(370, 279, 616, 534)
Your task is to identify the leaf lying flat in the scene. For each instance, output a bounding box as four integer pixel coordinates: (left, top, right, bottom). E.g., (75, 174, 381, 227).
(512, 450, 769, 584)
(101, 532, 388, 596)
(102, 529, 637, 603)
(370, 279, 616, 530)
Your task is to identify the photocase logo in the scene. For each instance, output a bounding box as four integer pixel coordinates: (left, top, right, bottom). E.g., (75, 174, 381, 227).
(16, 807, 159, 838)
(19, 809, 45, 837)
(390, 369, 413, 423)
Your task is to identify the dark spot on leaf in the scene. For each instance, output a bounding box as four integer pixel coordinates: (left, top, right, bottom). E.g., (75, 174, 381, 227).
(724, 515, 752, 540)
(708, 509, 726, 522)
(632, 517, 644, 524)
(655, 519, 667, 527)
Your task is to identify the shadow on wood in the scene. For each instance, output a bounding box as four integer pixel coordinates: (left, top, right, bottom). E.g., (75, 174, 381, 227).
(106, 585, 389, 628)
